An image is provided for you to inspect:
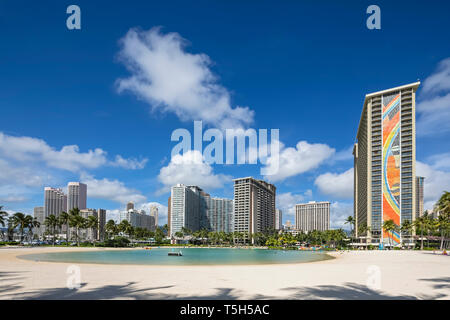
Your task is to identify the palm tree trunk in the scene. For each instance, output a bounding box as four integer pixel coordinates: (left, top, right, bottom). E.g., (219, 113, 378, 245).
(440, 231, 445, 251)
(420, 229, 424, 250)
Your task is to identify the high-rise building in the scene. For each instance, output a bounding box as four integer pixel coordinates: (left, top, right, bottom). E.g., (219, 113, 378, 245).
(80, 209, 98, 241)
(354, 82, 419, 245)
(167, 196, 171, 235)
(233, 177, 276, 243)
(44, 187, 67, 218)
(204, 196, 234, 233)
(169, 184, 207, 237)
(97, 208, 107, 241)
(119, 208, 155, 231)
(415, 176, 425, 219)
(126, 201, 134, 211)
(295, 201, 330, 232)
(33, 206, 45, 237)
(275, 209, 283, 230)
(150, 205, 159, 227)
(67, 182, 87, 211)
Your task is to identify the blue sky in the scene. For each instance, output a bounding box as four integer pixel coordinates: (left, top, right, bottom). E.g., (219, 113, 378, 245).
(1, 0, 449, 228)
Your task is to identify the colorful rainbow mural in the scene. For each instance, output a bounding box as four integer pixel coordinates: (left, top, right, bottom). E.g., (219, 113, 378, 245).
(382, 93, 401, 244)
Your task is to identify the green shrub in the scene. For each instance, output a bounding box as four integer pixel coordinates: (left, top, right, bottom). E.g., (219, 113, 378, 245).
(0, 241, 19, 246)
(98, 236, 130, 247)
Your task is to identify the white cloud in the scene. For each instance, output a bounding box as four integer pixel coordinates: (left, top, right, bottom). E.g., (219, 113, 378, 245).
(106, 209, 120, 223)
(417, 57, 450, 136)
(332, 145, 354, 162)
(262, 141, 335, 182)
(0, 158, 51, 187)
(330, 202, 353, 230)
(81, 173, 147, 204)
(138, 202, 168, 226)
(116, 27, 254, 129)
(111, 155, 148, 170)
(0, 132, 147, 172)
(314, 168, 354, 199)
(416, 161, 450, 210)
(422, 58, 450, 94)
(425, 152, 450, 170)
(277, 191, 312, 222)
(157, 150, 231, 194)
(416, 93, 450, 136)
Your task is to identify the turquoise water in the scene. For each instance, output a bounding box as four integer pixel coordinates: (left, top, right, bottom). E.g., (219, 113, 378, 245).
(19, 248, 332, 265)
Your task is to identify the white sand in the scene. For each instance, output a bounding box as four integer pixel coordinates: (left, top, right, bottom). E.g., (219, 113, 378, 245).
(0, 247, 449, 299)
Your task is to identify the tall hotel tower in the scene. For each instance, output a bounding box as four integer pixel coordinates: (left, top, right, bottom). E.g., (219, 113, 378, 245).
(295, 201, 330, 232)
(44, 187, 67, 218)
(233, 177, 276, 243)
(354, 82, 419, 245)
(67, 182, 87, 211)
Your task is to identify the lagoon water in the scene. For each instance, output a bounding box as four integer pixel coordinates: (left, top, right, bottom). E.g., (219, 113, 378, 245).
(19, 248, 332, 266)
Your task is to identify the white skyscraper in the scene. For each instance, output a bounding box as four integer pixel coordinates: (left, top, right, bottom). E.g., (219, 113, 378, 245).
(275, 209, 283, 230)
(169, 184, 207, 237)
(150, 205, 159, 227)
(67, 182, 87, 211)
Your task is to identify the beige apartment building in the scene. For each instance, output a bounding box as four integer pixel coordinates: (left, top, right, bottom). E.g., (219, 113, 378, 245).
(233, 177, 276, 243)
(295, 201, 330, 232)
(354, 82, 419, 245)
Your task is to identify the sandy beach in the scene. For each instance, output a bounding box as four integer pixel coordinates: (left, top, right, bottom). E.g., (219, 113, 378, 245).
(0, 247, 449, 300)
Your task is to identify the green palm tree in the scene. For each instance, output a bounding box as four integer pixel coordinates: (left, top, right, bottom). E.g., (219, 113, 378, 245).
(118, 220, 134, 239)
(400, 220, 413, 248)
(28, 217, 40, 243)
(10, 213, 33, 242)
(345, 216, 355, 237)
(437, 212, 450, 250)
(414, 215, 427, 250)
(59, 211, 70, 245)
(105, 219, 117, 239)
(435, 191, 450, 214)
(0, 206, 8, 227)
(0, 206, 8, 240)
(69, 211, 86, 246)
(382, 219, 398, 248)
(86, 215, 99, 243)
(435, 192, 450, 250)
(44, 215, 59, 245)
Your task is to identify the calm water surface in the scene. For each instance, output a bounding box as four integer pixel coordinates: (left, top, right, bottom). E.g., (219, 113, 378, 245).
(19, 248, 333, 265)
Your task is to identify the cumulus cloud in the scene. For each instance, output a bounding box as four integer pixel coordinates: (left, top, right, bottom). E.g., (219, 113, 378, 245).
(277, 191, 312, 222)
(138, 202, 168, 226)
(314, 168, 354, 199)
(421, 58, 450, 94)
(0, 158, 51, 187)
(157, 150, 231, 194)
(417, 57, 450, 136)
(416, 161, 450, 210)
(0, 132, 147, 172)
(111, 155, 148, 170)
(425, 152, 450, 170)
(81, 173, 147, 204)
(262, 140, 335, 182)
(330, 202, 353, 230)
(332, 145, 354, 162)
(116, 27, 254, 129)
